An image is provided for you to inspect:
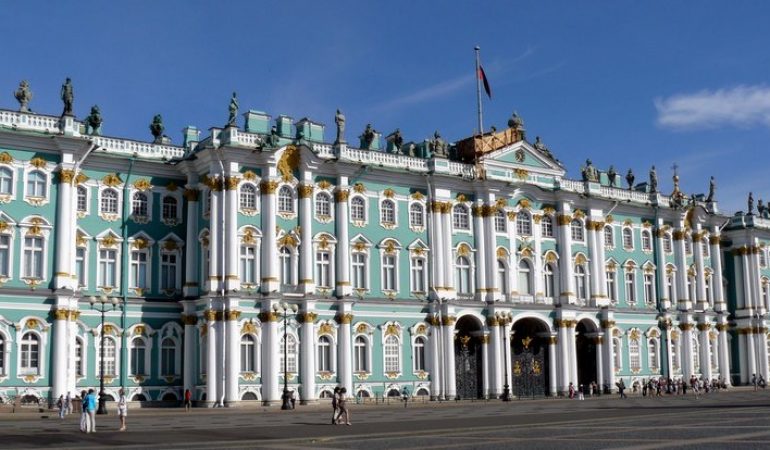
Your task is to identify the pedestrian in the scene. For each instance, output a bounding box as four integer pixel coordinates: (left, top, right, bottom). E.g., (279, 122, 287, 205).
(568, 382, 575, 399)
(402, 386, 409, 408)
(290, 390, 296, 410)
(331, 387, 340, 425)
(760, 374, 766, 389)
(65, 392, 72, 415)
(79, 390, 88, 433)
(578, 384, 584, 400)
(682, 380, 687, 396)
(57, 395, 65, 419)
(617, 379, 627, 399)
(338, 387, 351, 425)
(85, 389, 97, 433)
(752, 373, 758, 391)
(117, 388, 127, 431)
(184, 388, 192, 412)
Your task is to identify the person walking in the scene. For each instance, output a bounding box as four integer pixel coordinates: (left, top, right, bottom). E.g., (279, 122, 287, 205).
(578, 384, 585, 401)
(617, 379, 627, 399)
(290, 390, 296, 410)
(401, 386, 410, 408)
(65, 392, 72, 416)
(752, 373, 758, 391)
(57, 395, 65, 419)
(338, 387, 351, 425)
(568, 382, 575, 399)
(760, 374, 766, 389)
(117, 388, 127, 431)
(184, 389, 192, 412)
(79, 390, 88, 433)
(85, 389, 97, 433)
(331, 387, 340, 425)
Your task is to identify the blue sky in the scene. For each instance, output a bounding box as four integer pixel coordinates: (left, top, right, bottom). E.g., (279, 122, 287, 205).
(2, 0, 769, 212)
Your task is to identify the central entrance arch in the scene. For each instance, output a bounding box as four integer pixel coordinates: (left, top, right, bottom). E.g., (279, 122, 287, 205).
(510, 318, 551, 397)
(576, 319, 599, 391)
(454, 315, 483, 399)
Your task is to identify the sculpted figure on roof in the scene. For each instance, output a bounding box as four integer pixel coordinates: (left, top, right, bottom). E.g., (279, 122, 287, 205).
(14, 80, 32, 112)
(431, 130, 448, 158)
(581, 159, 599, 182)
(85, 105, 102, 136)
(60, 77, 74, 116)
(334, 109, 346, 144)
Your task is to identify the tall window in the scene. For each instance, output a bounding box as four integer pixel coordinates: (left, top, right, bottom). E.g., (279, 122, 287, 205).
(410, 257, 426, 293)
(541, 216, 554, 238)
(277, 186, 293, 213)
(761, 251, 768, 268)
(613, 337, 622, 371)
(643, 273, 655, 305)
(161, 338, 176, 376)
(350, 196, 365, 221)
(629, 338, 641, 371)
(102, 337, 116, 376)
(20, 332, 39, 374)
(77, 186, 88, 212)
(354, 336, 368, 372)
(409, 203, 424, 228)
(710, 339, 719, 370)
(75, 247, 86, 288)
(575, 264, 587, 301)
(75, 338, 84, 377)
(130, 250, 148, 289)
(685, 238, 692, 255)
(132, 192, 148, 217)
(692, 335, 700, 373)
(315, 192, 331, 218)
(162, 196, 178, 220)
(663, 233, 673, 253)
(280, 335, 297, 373)
(570, 220, 584, 241)
(641, 230, 652, 251)
(241, 335, 256, 372)
(240, 245, 257, 284)
(99, 249, 117, 288)
(518, 260, 532, 295)
(456, 256, 471, 294)
(380, 200, 396, 225)
(0, 235, 10, 278)
(604, 226, 614, 247)
(687, 275, 696, 301)
(622, 228, 633, 249)
(516, 212, 531, 236)
(352, 252, 367, 289)
(382, 254, 396, 291)
(497, 260, 508, 296)
(23, 236, 44, 279)
(26, 170, 46, 198)
(544, 263, 555, 298)
(606, 270, 617, 303)
(130, 338, 146, 375)
(315, 250, 331, 288)
(413, 336, 426, 372)
(240, 184, 256, 210)
(279, 246, 293, 285)
(0, 334, 4, 376)
(667, 271, 675, 302)
(625, 271, 636, 304)
(453, 205, 469, 230)
(495, 210, 507, 233)
(384, 335, 400, 373)
(671, 338, 680, 371)
(160, 252, 178, 291)
(0, 167, 12, 194)
(317, 336, 332, 372)
(648, 339, 659, 370)
(101, 189, 118, 214)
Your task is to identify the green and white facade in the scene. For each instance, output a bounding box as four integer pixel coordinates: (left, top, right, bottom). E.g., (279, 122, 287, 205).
(0, 99, 766, 406)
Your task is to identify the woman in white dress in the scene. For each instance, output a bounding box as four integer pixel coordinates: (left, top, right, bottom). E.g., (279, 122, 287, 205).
(117, 388, 127, 431)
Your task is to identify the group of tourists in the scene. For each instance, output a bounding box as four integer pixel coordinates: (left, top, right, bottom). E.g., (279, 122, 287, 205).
(330, 386, 351, 425)
(55, 388, 128, 433)
(626, 376, 729, 398)
(751, 373, 767, 391)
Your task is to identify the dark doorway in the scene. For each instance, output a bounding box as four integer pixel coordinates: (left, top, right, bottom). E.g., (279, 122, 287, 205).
(510, 318, 550, 397)
(576, 319, 598, 392)
(455, 316, 483, 399)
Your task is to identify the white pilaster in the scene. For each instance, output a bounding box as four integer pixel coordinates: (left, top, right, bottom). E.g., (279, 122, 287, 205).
(54, 165, 75, 290)
(674, 228, 689, 310)
(261, 180, 279, 293)
(224, 174, 240, 292)
(547, 334, 558, 396)
(442, 207, 454, 296)
(205, 309, 218, 406)
(299, 181, 314, 293)
(225, 306, 240, 405)
(183, 186, 200, 297)
(443, 316, 457, 399)
(681, 322, 694, 379)
(655, 222, 669, 310)
(262, 305, 279, 404)
(717, 322, 731, 386)
(557, 204, 575, 305)
(431, 202, 445, 292)
(698, 323, 712, 381)
(208, 179, 222, 293)
(299, 303, 317, 403)
(473, 203, 487, 301)
(337, 304, 353, 394)
(710, 232, 725, 312)
(693, 227, 708, 311)
(181, 305, 197, 396)
(429, 318, 442, 399)
(481, 334, 489, 398)
(488, 319, 501, 397)
(335, 186, 350, 297)
(51, 300, 69, 400)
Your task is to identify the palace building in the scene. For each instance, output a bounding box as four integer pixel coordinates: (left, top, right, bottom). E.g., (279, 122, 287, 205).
(0, 86, 768, 406)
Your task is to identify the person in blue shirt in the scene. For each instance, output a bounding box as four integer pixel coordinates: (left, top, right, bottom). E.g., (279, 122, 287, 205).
(85, 389, 97, 433)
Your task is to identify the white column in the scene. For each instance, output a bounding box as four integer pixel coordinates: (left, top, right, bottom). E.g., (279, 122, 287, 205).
(693, 228, 708, 311)
(299, 183, 314, 293)
(224, 176, 240, 292)
(55, 168, 75, 290)
(710, 233, 725, 311)
(481, 334, 490, 398)
(225, 309, 240, 405)
(502, 321, 512, 393)
(182, 311, 197, 396)
(183, 188, 200, 297)
(51, 305, 69, 400)
(743, 252, 754, 309)
(300, 306, 317, 403)
(532, 215, 544, 301)
(595, 334, 604, 391)
(655, 224, 669, 310)
(443, 317, 457, 398)
(557, 207, 574, 305)
(548, 335, 558, 396)
(472, 204, 487, 301)
(429, 319, 442, 399)
(205, 310, 218, 406)
(699, 324, 712, 381)
(568, 323, 578, 387)
(587, 221, 601, 304)
(750, 248, 763, 311)
(558, 321, 570, 393)
(681, 323, 694, 379)
(261, 308, 279, 404)
(483, 205, 499, 302)
(603, 321, 616, 393)
(337, 309, 353, 394)
(488, 320, 501, 397)
(596, 223, 608, 299)
(335, 188, 350, 297)
(674, 229, 689, 310)
(745, 330, 757, 383)
(261, 180, 279, 293)
(209, 180, 222, 293)
(442, 207, 454, 295)
(431, 202, 445, 292)
(757, 329, 769, 382)
(717, 323, 731, 386)
(664, 325, 674, 379)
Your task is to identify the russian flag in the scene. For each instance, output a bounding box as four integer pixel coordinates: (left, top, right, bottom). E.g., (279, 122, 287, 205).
(478, 66, 491, 99)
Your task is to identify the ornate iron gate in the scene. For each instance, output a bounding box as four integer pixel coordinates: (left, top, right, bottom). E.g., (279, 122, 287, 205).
(512, 337, 546, 398)
(455, 335, 482, 399)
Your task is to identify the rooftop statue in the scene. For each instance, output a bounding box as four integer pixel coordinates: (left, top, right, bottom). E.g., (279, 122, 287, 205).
(150, 114, 165, 143)
(334, 109, 346, 144)
(607, 165, 618, 187)
(748, 192, 755, 215)
(14, 80, 32, 113)
(430, 130, 448, 158)
(360, 123, 376, 150)
(60, 77, 74, 116)
(649, 166, 658, 193)
(758, 199, 766, 217)
(581, 159, 599, 182)
(85, 105, 102, 136)
(533, 136, 556, 161)
(387, 128, 403, 154)
(626, 169, 635, 190)
(706, 176, 716, 202)
(265, 125, 280, 148)
(508, 111, 526, 139)
(227, 92, 238, 127)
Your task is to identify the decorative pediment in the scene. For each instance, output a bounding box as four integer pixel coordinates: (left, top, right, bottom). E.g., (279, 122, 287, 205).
(479, 140, 565, 177)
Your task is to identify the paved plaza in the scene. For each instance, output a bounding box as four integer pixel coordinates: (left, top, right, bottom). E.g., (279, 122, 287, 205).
(2, 389, 770, 449)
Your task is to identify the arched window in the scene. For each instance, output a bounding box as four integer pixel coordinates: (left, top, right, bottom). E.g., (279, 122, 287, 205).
(543, 263, 555, 298)
(629, 338, 641, 371)
(315, 192, 331, 218)
(663, 233, 673, 253)
(604, 225, 614, 247)
(518, 259, 532, 295)
(761, 250, 768, 268)
(641, 230, 652, 251)
(26, 170, 46, 197)
(352, 252, 367, 289)
(277, 186, 293, 213)
(161, 338, 176, 376)
(456, 256, 471, 294)
(409, 203, 424, 228)
(20, 332, 39, 374)
(101, 188, 119, 214)
(0, 167, 12, 195)
(666, 269, 676, 302)
(380, 199, 396, 225)
(453, 205, 470, 230)
(516, 211, 531, 236)
(762, 280, 769, 310)
(648, 338, 659, 370)
(102, 336, 116, 377)
(241, 335, 256, 372)
(575, 264, 587, 301)
(571, 220, 584, 241)
(497, 260, 508, 295)
(279, 246, 293, 285)
(384, 335, 400, 373)
(494, 210, 507, 233)
(240, 184, 256, 210)
(280, 335, 297, 373)
(413, 336, 426, 372)
(76, 186, 88, 212)
(162, 196, 178, 220)
(622, 228, 633, 249)
(132, 192, 148, 217)
(350, 196, 366, 221)
(130, 337, 146, 376)
(317, 336, 332, 372)
(354, 336, 368, 372)
(541, 215, 554, 238)
(74, 337, 84, 377)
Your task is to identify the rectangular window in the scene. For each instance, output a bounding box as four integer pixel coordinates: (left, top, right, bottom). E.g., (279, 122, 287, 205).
(23, 236, 43, 279)
(352, 253, 367, 289)
(606, 271, 616, 303)
(75, 247, 86, 288)
(240, 245, 257, 284)
(643, 273, 655, 305)
(625, 272, 636, 304)
(0, 235, 9, 277)
(99, 249, 117, 288)
(382, 255, 396, 291)
(75, 341, 84, 377)
(410, 258, 425, 293)
(130, 251, 148, 289)
(160, 253, 177, 290)
(315, 251, 331, 288)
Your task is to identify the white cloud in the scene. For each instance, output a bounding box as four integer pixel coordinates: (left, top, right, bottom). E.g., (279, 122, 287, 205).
(655, 85, 770, 130)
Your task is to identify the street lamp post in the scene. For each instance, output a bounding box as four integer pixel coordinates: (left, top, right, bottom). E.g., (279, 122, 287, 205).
(274, 302, 298, 410)
(496, 311, 513, 402)
(90, 295, 118, 415)
(754, 311, 765, 384)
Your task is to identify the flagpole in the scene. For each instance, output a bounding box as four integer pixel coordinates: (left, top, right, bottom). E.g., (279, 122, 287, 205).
(475, 45, 484, 139)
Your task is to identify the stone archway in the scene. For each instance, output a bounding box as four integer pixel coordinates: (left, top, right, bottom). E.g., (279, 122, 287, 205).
(576, 319, 599, 393)
(510, 318, 551, 397)
(454, 315, 484, 399)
